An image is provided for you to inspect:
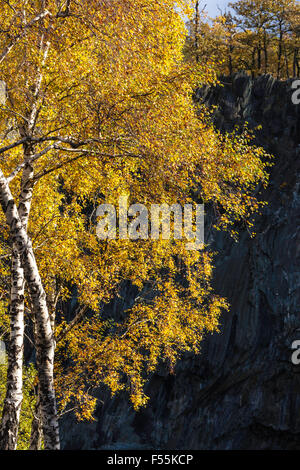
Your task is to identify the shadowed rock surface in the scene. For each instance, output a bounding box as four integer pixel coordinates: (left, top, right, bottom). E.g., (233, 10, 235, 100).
(61, 73, 300, 450)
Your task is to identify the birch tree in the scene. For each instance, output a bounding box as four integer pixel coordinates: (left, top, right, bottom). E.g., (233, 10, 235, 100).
(0, 0, 270, 450)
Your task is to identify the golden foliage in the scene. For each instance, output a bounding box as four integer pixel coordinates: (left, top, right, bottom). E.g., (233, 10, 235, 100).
(0, 0, 270, 420)
(186, 0, 300, 78)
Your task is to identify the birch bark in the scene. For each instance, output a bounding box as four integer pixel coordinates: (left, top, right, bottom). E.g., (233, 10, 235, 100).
(0, 169, 60, 450)
(0, 131, 38, 451)
(0, 250, 25, 450)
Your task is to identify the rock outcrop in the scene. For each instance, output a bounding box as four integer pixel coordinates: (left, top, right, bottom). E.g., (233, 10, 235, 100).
(61, 73, 300, 450)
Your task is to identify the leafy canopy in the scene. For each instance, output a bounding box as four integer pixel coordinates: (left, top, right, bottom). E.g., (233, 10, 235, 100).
(0, 0, 270, 418)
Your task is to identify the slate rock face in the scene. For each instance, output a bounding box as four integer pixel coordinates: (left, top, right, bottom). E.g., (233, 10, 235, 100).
(61, 73, 300, 450)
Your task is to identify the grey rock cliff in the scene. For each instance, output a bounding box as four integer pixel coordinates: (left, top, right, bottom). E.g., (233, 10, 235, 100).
(61, 73, 300, 450)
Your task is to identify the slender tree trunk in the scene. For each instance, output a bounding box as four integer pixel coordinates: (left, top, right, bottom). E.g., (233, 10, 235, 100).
(257, 40, 262, 73)
(0, 14, 56, 451)
(0, 77, 24, 449)
(30, 390, 43, 450)
(284, 46, 290, 79)
(277, 24, 283, 79)
(0, 169, 60, 450)
(228, 44, 234, 76)
(0, 145, 35, 449)
(194, 1, 200, 63)
(251, 47, 257, 77)
(263, 31, 268, 73)
(0, 250, 24, 450)
(293, 47, 299, 77)
(293, 47, 298, 77)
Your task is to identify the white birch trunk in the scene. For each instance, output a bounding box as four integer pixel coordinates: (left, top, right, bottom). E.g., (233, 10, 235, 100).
(29, 386, 43, 450)
(0, 149, 35, 449)
(0, 249, 25, 450)
(0, 168, 60, 450)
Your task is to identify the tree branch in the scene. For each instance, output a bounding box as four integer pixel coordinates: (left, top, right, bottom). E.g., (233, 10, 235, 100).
(0, 10, 52, 64)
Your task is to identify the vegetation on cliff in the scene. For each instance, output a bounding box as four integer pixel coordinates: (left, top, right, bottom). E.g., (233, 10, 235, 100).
(0, 0, 271, 450)
(186, 0, 300, 78)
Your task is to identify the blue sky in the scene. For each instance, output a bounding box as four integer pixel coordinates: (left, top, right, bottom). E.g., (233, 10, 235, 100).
(204, 0, 230, 17)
